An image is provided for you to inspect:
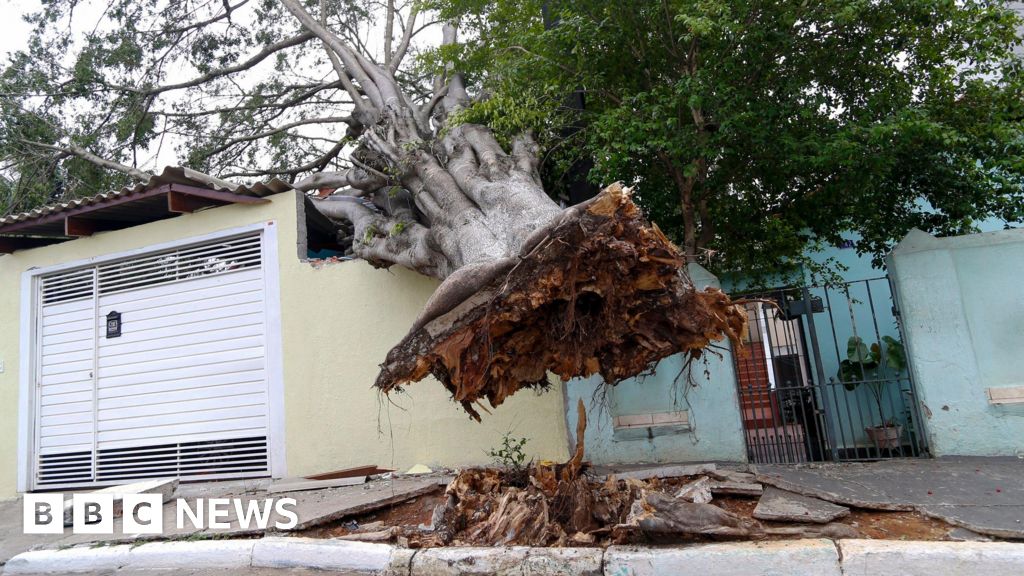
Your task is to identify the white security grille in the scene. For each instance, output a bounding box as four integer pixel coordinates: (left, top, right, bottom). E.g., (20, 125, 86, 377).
(98, 234, 262, 295)
(41, 268, 95, 304)
(34, 232, 270, 489)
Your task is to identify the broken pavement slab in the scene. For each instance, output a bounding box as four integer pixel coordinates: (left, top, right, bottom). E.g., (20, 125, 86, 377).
(674, 476, 712, 503)
(63, 478, 178, 526)
(754, 456, 1024, 539)
(607, 463, 716, 481)
(709, 481, 763, 497)
(227, 476, 448, 533)
(753, 487, 850, 524)
(268, 475, 366, 494)
(710, 469, 758, 484)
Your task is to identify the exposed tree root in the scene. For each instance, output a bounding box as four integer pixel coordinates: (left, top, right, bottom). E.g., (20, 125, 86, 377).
(414, 404, 858, 548)
(375, 183, 747, 419)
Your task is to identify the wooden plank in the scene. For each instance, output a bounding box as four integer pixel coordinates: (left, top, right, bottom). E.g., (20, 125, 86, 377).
(0, 185, 173, 235)
(65, 216, 123, 237)
(0, 182, 267, 236)
(169, 183, 270, 205)
(168, 190, 221, 213)
(0, 236, 65, 253)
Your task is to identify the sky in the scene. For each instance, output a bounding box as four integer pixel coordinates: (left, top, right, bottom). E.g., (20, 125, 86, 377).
(0, 1, 39, 61)
(0, 0, 420, 179)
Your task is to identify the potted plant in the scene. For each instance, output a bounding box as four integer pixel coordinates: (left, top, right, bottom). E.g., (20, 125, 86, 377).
(837, 335, 907, 451)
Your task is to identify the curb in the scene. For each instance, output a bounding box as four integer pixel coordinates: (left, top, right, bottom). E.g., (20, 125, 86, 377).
(839, 539, 1024, 576)
(604, 539, 841, 576)
(252, 537, 393, 572)
(3, 537, 1024, 575)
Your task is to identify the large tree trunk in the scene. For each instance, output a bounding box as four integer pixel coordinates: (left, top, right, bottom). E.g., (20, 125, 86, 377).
(37, 0, 746, 419)
(292, 89, 746, 420)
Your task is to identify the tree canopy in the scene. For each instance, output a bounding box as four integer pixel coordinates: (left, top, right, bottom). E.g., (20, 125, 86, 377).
(1, 0, 394, 214)
(3, 1, 1022, 281)
(435, 0, 1024, 279)
(0, 0, 753, 410)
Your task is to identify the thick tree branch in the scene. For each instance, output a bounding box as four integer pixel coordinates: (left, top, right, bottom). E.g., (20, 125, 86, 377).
(19, 140, 153, 181)
(282, 0, 389, 111)
(293, 168, 386, 192)
(388, 5, 420, 75)
(313, 195, 450, 277)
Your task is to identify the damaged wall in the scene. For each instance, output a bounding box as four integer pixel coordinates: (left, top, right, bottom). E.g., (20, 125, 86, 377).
(887, 228, 1024, 456)
(0, 190, 570, 499)
(563, 264, 748, 465)
(277, 197, 571, 477)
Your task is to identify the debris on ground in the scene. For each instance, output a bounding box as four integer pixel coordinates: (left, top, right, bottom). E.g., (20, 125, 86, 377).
(674, 477, 712, 504)
(306, 465, 393, 480)
(709, 481, 764, 497)
(406, 464, 433, 475)
(337, 526, 400, 542)
(609, 463, 717, 482)
(753, 487, 850, 524)
(622, 490, 759, 537)
(303, 472, 963, 547)
(271, 465, 403, 493)
(709, 469, 758, 484)
(754, 457, 1024, 539)
(270, 475, 367, 493)
(294, 430, 1015, 547)
(946, 527, 993, 542)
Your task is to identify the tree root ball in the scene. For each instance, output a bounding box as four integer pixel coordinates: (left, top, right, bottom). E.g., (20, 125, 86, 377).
(374, 183, 747, 420)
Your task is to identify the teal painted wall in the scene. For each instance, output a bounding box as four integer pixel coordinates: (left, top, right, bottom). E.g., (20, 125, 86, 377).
(563, 264, 748, 464)
(721, 218, 1018, 452)
(887, 228, 1024, 456)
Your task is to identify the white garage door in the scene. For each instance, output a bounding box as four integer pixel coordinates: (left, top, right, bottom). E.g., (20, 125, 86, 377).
(33, 232, 272, 489)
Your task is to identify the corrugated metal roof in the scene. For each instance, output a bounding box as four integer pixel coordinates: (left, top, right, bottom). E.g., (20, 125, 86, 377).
(0, 166, 293, 226)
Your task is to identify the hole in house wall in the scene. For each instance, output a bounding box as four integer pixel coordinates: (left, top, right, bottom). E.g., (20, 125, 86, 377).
(296, 192, 353, 262)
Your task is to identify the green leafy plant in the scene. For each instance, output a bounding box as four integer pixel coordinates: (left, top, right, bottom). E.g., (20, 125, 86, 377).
(837, 335, 906, 427)
(488, 432, 529, 471)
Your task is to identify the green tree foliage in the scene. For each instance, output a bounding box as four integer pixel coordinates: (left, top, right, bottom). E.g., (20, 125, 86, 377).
(430, 0, 1024, 280)
(0, 0, 367, 215)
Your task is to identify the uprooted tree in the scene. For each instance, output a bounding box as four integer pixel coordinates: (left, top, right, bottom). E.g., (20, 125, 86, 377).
(1, 0, 745, 417)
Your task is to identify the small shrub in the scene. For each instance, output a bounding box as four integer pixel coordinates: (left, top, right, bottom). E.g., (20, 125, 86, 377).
(488, 432, 531, 486)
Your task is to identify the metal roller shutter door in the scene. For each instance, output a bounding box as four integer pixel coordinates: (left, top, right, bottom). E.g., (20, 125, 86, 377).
(33, 233, 271, 489)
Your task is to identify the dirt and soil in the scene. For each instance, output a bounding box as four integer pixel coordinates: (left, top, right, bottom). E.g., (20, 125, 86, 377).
(301, 472, 957, 546)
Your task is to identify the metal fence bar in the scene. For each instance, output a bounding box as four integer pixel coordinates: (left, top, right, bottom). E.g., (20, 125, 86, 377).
(731, 276, 928, 464)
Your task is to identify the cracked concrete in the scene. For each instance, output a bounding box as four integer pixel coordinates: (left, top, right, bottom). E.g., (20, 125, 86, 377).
(754, 456, 1024, 538)
(0, 475, 448, 567)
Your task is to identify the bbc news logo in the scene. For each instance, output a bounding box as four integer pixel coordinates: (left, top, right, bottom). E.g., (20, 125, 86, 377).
(24, 494, 298, 534)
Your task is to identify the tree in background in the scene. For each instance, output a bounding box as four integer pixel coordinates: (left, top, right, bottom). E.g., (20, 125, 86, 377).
(436, 0, 1024, 280)
(0, 0, 746, 417)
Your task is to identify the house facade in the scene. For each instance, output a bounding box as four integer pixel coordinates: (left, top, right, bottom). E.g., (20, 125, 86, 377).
(0, 172, 570, 498)
(3, 169, 1020, 499)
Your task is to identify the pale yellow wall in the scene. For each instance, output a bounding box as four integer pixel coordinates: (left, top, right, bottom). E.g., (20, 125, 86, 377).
(0, 191, 569, 498)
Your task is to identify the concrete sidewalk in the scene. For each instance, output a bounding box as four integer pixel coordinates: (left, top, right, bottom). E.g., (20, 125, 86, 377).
(753, 456, 1024, 538)
(0, 474, 448, 567)
(2, 458, 1022, 574)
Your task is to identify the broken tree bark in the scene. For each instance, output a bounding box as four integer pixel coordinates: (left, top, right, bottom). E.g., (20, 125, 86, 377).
(375, 183, 747, 419)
